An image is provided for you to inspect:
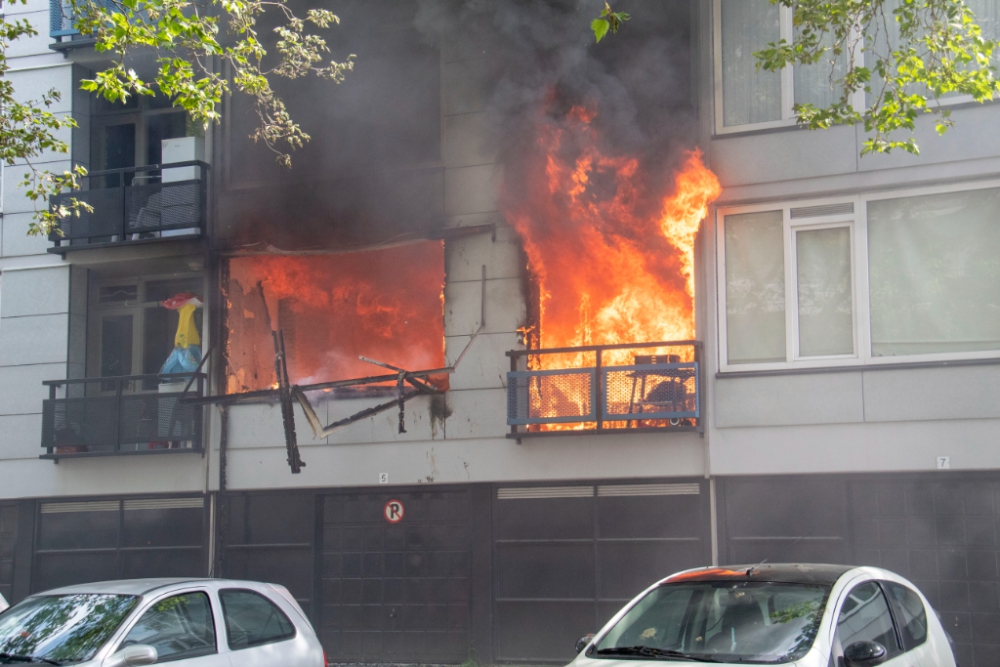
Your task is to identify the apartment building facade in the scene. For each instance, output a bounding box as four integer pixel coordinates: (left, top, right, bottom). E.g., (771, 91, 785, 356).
(0, 0, 998, 665)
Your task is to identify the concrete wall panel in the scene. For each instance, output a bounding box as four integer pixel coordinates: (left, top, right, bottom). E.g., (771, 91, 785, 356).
(446, 229, 522, 283)
(708, 124, 857, 188)
(714, 372, 864, 428)
(5, 66, 74, 112)
(710, 418, 1000, 476)
(444, 112, 496, 168)
(0, 313, 68, 366)
(445, 277, 524, 337)
(0, 455, 207, 499)
(442, 387, 509, 440)
(2, 163, 71, 217)
(443, 59, 492, 116)
(445, 164, 502, 216)
(0, 266, 69, 317)
(445, 332, 515, 391)
(5, 12, 54, 59)
(0, 363, 64, 417)
(0, 414, 42, 460)
(863, 365, 1000, 423)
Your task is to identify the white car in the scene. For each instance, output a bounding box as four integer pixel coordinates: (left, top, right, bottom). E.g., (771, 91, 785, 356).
(0, 578, 325, 666)
(0, 593, 6, 613)
(572, 564, 956, 666)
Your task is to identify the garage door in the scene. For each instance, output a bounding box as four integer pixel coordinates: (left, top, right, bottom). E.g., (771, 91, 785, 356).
(320, 489, 473, 663)
(493, 480, 712, 663)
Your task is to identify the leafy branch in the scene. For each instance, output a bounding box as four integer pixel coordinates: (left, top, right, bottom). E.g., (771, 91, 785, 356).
(755, 0, 1000, 154)
(591, 1, 630, 44)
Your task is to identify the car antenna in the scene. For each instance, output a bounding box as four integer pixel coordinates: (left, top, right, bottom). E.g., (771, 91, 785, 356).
(745, 532, 812, 576)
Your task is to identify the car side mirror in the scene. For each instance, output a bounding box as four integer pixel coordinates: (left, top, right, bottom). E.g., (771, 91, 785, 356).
(575, 633, 596, 654)
(843, 641, 887, 667)
(105, 644, 158, 667)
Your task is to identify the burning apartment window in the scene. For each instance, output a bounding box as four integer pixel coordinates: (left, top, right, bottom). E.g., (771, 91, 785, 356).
(225, 241, 445, 393)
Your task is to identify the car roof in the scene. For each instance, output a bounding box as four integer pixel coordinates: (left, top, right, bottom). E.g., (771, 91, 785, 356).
(662, 563, 854, 586)
(33, 578, 218, 597)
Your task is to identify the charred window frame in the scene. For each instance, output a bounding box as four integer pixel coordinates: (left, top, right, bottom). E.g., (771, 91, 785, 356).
(716, 180, 1000, 372)
(86, 273, 206, 390)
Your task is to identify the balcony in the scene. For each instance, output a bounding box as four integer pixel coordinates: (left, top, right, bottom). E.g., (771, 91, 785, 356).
(48, 162, 208, 252)
(506, 341, 702, 438)
(49, 0, 118, 42)
(41, 373, 206, 459)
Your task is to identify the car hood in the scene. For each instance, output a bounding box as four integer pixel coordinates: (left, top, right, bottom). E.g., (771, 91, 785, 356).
(571, 653, 803, 667)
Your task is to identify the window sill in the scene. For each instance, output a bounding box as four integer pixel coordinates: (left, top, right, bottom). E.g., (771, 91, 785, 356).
(716, 355, 1000, 379)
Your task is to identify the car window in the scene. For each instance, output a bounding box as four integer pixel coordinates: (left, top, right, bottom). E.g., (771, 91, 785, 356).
(219, 589, 296, 650)
(120, 591, 216, 663)
(836, 582, 901, 657)
(883, 582, 927, 649)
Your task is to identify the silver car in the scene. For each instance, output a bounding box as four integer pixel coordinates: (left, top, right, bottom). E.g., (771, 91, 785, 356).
(0, 578, 325, 666)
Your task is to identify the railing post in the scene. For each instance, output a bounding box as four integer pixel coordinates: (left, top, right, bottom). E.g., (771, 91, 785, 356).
(595, 348, 603, 432)
(114, 377, 124, 453)
(508, 353, 518, 438)
(120, 175, 127, 242)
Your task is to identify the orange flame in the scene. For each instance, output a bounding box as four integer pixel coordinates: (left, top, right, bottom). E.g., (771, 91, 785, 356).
(226, 242, 446, 393)
(503, 107, 721, 426)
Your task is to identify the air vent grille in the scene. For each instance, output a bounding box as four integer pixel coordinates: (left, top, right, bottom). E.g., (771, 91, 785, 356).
(497, 486, 594, 500)
(41, 501, 119, 514)
(597, 483, 701, 497)
(124, 498, 204, 511)
(789, 202, 854, 219)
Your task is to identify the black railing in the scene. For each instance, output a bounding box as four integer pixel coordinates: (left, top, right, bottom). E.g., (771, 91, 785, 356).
(49, 161, 208, 251)
(41, 373, 206, 459)
(506, 341, 702, 438)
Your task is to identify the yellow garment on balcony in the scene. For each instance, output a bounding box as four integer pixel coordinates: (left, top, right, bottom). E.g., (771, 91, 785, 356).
(175, 302, 201, 349)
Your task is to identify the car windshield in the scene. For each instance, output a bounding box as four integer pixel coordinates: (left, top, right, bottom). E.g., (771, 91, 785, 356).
(0, 594, 138, 664)
(593, 581, 830, 664)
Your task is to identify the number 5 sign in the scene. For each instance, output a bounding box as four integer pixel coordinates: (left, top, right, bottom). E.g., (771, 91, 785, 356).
(384, 499, 405, 524)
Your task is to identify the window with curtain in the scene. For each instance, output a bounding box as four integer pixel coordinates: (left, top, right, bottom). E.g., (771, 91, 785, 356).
(719, 185, 1000, 370)
(867, 188, 1000, 356)
(724, 211, 786, 364)
(720, 0, 781, 127)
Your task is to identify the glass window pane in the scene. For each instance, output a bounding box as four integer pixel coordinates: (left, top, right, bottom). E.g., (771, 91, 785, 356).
(794, 26, 849, 109)
(219, 589, 296, 650)
(721, 0, 781, 126)
(883, 582, 927, 649)
(101, 315, 134, 378)
(836, 582, 901, 656)
(796, 226, 854, 357)
(867, 188, 1000, 356)
(144, 277, 203, 304)
(724, 211, 786, 364)
(121, 592, 216, 662)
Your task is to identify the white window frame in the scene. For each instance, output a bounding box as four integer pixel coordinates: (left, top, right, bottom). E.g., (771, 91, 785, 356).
(712, 0, 986, 135)
(716, 179, 1000, 372)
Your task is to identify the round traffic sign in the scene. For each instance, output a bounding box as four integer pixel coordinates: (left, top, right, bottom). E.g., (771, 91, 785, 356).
(384, 499, 405, 523)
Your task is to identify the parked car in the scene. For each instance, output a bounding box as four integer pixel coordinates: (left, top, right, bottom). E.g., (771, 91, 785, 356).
(0, 578, 324, 666)
(0, 592, 6, 613)
(572, 564, 955, 666)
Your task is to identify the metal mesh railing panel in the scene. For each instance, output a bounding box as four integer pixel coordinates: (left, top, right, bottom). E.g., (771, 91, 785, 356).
(42, 375, 204, 455)
(126, 180, 201, 232)
(51, 188, 123, 241)
(507, 369, 595, 425)
(603, 363, 698, 420)
(42, 397, 118, 452)
(118, 393, 198, 446)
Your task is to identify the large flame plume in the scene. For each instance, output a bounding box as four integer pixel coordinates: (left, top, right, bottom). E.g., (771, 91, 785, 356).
(226, 242, 446, 393)
(504, 107, 721, 366)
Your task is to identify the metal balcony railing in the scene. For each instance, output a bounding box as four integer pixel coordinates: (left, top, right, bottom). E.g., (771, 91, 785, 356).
(49, 0, 117, 39)
(41, 373, 206, 459)
(506, 341, 702, 438)
(48, 161, 208, 251)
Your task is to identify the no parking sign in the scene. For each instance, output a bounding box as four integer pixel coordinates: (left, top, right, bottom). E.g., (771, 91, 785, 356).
(384, 499, 405, 523)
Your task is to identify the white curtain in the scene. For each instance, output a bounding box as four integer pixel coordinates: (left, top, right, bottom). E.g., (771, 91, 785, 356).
(725, 211, 786, 364)
(867, 188, 1000, 356)
(794, 25, 849, 110)
(796, 226, 854, 356)
(721, 0, 782, 126)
